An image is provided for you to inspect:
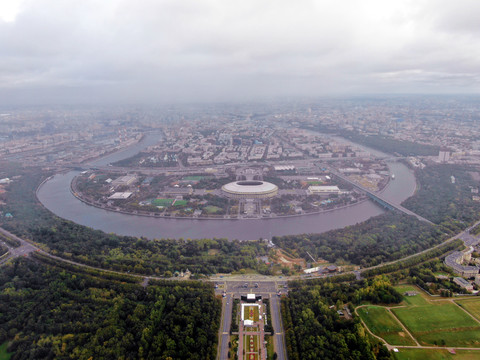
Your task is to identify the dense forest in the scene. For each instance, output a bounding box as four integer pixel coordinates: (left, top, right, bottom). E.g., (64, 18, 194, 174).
(0, 258, 221, 360)
(273, 213, 446, 267)
(274, 163, 480, 267)
(0, 166, 272, 275)
(282, 276, 398, 360)
(302, 125, 440, 156)
(360, 239, 462, 278)
(338, 130, 440, 156)
(402, 164, 480, 226)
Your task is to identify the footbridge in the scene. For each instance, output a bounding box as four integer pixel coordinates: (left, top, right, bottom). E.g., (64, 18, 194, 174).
(330, 169, 433, 225)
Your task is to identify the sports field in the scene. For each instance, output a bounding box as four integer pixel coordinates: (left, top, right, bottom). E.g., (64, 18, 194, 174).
(172, 199, 187, 206)
(151, 198, 187, 207)
(392, 301, 480, 347)
(456, 298, 480, 321)
(359, 284, 480, 349)
(151, 198, 174, 206)
(393, 285, 429, 306)
(357, 306, 416, 346)
(393, 303, 477, 332)
(182, 176, 207, 181)
(394, 348, 480, 360)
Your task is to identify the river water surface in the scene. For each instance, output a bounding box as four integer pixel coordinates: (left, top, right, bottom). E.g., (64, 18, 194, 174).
(37, 133, 417, 240)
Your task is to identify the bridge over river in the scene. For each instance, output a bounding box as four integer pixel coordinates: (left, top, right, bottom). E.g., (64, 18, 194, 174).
(330, 168, 434, 225)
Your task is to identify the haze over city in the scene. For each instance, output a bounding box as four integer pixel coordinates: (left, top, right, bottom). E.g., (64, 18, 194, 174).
(1, 0, 480, 105)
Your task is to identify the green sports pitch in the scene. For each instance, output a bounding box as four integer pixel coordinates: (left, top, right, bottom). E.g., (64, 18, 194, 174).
(455, 298, 480, 322)
(359, 285, 480, 348)
(357, 306, 415, 346)
(392, 302, 480, 347)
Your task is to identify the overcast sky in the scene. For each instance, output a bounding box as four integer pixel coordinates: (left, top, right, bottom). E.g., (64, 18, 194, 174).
(1, 0, 479, 104)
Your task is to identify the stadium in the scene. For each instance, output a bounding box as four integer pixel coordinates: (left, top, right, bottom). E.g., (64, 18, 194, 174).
(221, 180, 278, 199)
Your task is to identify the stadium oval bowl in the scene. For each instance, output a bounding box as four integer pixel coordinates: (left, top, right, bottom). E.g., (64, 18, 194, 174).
(221, 180, 278, 199)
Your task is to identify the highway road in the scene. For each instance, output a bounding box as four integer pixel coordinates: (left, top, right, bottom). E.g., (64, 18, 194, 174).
(270, 295, 287, 360)
(0, 228, 37, 265)
(215, 280, 288, 360)
(218, 293, 233, 360)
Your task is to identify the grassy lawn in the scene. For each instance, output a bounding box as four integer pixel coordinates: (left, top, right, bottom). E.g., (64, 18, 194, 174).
(203, 205, 223, 214)
(393, 284, 429, 306)
(266, 336, 275, 360)
(357, 306, 416, 346)
(456, 298, 480, 322)
(172, 200, 187, 206)
(416, 329, 480, 347)
(0, 343, 12, 360)
(393, 303, 478, 332)
(151, 198, 174, 206)
(182, 176, 206, 181)
(393, 303, 480, 347)
(394, 348, 480, 360)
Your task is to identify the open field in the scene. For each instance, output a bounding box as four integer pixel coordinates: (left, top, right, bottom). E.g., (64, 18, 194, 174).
(392, 303, 480, 347)
(360, 285, 480, 349)
(203, 205, 223, 214)
(456, 298, 480, 322)
(393, 348, 480, 360)
(357, 306, 416, 346)
(393, 285, 429, 306)
(393, 303, 478, 332)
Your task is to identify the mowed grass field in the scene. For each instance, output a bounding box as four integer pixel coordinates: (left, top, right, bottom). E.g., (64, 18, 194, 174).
(151, 198, 174, 206)
(392, 302, 480, 347)
(456, 298, 480, 322)
(359, 285, 480, 349)
(357, 306, 416, 346)
(394, 348, 480, 360)
(203, 205, 223, 214)
(393, 285, 429, 306)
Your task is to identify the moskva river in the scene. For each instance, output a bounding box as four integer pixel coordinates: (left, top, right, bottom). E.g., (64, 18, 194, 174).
(37, 133, 416, 240)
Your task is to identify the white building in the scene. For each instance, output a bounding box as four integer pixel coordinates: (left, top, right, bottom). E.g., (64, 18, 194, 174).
(308, 185, 341, 195)
(108, 192, 132, 200)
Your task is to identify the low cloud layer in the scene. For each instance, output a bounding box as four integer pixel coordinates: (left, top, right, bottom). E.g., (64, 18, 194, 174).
(1, 0, 479, 104)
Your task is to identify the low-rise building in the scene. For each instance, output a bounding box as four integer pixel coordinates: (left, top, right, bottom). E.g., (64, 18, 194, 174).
(308, 185, 341, 195)
(444, 248, 479, 278)
(112, 175, 137, 187)
(453, 277, 474, 292)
